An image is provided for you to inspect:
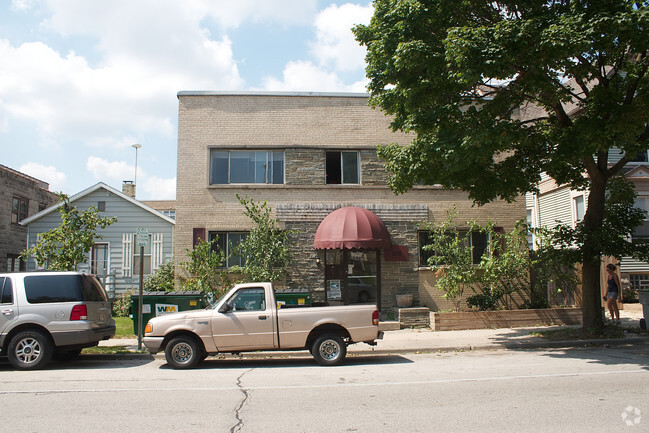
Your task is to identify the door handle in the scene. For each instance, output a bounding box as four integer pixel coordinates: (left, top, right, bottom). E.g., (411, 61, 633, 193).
(258, 315, 268, 320)
(1, 308, 13, 315)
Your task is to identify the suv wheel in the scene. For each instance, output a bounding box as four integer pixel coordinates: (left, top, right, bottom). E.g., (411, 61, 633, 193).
(8, 330, 53, 370)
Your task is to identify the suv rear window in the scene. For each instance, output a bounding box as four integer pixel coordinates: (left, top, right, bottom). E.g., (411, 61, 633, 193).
(0, 277, 13, 304)
(24, 275, 107, 304)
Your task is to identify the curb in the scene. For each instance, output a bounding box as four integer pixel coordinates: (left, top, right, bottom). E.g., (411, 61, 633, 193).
(85, 336, 649, 361)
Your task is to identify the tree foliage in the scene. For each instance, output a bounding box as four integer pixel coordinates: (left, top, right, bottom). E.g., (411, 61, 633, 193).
(234, 194, 295, 283)
(354, 0, 649, 328)
(421, 209, 481, 311)
(423, 210, 581, 311)
(179, 238, 232, 300)
(143, 261, 176, 291)
(21, 194, 116, 271)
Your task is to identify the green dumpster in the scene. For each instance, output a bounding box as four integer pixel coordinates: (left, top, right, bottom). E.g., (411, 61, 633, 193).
(131, 291, 207, 336)
(275, 288, 312, 308)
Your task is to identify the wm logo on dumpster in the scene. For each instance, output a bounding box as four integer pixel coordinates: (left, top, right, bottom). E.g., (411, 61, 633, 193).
(155, 304, 178, 316)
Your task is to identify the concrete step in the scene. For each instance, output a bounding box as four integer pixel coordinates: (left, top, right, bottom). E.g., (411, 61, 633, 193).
(379, 321, 401, 331)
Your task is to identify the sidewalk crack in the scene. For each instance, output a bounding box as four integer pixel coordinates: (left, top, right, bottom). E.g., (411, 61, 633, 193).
(230, 368, 253, 433)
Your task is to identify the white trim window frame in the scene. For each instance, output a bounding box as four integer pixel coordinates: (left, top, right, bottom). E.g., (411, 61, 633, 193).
(571, 191, 586, 227)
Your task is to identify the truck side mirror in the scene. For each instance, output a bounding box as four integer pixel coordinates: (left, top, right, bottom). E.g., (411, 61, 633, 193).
(218, 302, 232, 314)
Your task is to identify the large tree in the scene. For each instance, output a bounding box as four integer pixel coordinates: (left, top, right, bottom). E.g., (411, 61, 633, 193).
(354, 0, 649, 328)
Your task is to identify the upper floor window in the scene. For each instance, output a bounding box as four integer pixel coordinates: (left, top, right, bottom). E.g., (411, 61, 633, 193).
(573, 194, 585, 223)
(162, 210, 176, 219)
(11, 196, 28, 224)
(210, 150, 284, 185)
(631, 150, 649, 163)
(326, 151, 359, 184)
(635, 196, 649, 220)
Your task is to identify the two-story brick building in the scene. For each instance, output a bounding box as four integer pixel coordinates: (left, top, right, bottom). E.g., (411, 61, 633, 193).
(0, 164, 59, 272)
(175, 91, 525, 311)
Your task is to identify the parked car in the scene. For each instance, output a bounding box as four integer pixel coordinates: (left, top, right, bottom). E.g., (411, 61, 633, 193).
(143, 282, 382, 368)
(0, 271, 115, 370)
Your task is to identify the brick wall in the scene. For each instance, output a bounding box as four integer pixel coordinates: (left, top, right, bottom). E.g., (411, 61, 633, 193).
(0, 165, 59, 272)
(175, 92, 525, 311)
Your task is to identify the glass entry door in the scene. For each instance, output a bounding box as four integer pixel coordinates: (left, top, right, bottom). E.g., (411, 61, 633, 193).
(324, 249, 380, 307)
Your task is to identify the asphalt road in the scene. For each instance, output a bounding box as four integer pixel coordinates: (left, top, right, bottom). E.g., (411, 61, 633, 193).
(1, 346, 648, 433)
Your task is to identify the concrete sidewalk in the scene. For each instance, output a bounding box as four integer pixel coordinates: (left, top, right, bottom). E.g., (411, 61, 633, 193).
(99, 304, 648, 355)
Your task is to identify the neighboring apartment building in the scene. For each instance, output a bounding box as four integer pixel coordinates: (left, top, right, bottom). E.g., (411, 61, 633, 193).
(526, 148, 649, 299)
(175, 91, 525, 311)
(22, 182, 175, 297)
(0, 164, 59, 272)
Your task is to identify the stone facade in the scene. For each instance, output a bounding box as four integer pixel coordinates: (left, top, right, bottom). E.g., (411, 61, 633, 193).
(175, 91, 526, 311)
(0, 164, 59, 272)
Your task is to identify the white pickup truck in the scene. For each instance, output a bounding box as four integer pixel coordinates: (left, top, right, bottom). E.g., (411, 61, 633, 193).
(142, 282, 382, 368)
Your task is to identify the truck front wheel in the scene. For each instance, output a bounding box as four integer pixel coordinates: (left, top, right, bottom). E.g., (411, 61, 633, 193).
(311, 334, 346, 366)
(165, 336, 201, 369)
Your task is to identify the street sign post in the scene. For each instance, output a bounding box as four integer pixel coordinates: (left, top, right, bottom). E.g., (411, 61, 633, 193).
(136, 228, 149, 349)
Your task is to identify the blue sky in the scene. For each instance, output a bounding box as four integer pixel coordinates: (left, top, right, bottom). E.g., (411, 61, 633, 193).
(1, 0, 373, 200)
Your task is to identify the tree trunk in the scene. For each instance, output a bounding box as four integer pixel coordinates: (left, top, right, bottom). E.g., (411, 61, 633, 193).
(581, 179, 606, 330)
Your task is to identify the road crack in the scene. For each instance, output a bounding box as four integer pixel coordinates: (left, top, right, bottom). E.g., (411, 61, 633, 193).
(230, 368, 253, 433)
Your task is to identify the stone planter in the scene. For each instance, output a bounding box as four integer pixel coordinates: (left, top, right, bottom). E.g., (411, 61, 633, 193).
(395, 294, 413, 308)
(433, 308, 582, 331)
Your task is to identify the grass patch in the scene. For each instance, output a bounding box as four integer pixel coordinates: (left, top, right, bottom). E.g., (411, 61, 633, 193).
(114, 316, 136, 338)
(530, 325, 649, 341)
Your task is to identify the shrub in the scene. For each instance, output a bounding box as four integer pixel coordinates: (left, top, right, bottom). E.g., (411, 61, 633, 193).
(112, 289, 135, 317)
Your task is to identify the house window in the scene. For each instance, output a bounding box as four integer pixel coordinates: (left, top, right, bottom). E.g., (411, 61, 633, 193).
(208, 231, 248, 267)
(631, 150, 649, 163)
(326, 151, 359, 184)
(162, 210, 175, 219)
(210, 150, 284, 185)
(6, 255, 24, 272)
(98, 201, 106, 212)
(418, 230, 488, 267)
(526, 209, 535, 249)
(11, 196, 28, 224)
(635, 196, 649, 220)
(629, 274, 649, 291)
(573, 195, 585, 223)
(133, 235, 152, 276)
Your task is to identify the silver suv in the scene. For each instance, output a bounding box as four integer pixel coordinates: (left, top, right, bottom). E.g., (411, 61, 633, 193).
(0, 271, 115, 369)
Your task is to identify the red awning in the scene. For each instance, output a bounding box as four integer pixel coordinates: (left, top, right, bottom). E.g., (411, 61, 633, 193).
(313, 206, 391, 249)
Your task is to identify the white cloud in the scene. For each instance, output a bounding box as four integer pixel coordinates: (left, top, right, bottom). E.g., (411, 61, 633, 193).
(0, 0, 245, 149)
(311, 3, 373, 72)
(261, 60, 344, 91)
(259, 3, 372, 92)
(261, 60, 369, 93)
(86, 156, 136, 183)
(19, 162, 66, 191)
(141, 176, 176, 201)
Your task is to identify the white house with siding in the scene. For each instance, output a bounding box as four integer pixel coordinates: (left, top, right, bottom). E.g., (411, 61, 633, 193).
(527, 148, 649, 294)
(21, 182, 175, 297)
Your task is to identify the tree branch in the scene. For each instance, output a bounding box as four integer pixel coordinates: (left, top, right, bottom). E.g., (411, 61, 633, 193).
(624, 53, 649, 105)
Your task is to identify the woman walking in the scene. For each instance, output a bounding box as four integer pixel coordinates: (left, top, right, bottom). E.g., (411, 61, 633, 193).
(604, 264, 623, 324)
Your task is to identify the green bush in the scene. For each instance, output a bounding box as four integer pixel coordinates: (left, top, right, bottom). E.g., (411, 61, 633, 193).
(112, 289, 135, 317)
